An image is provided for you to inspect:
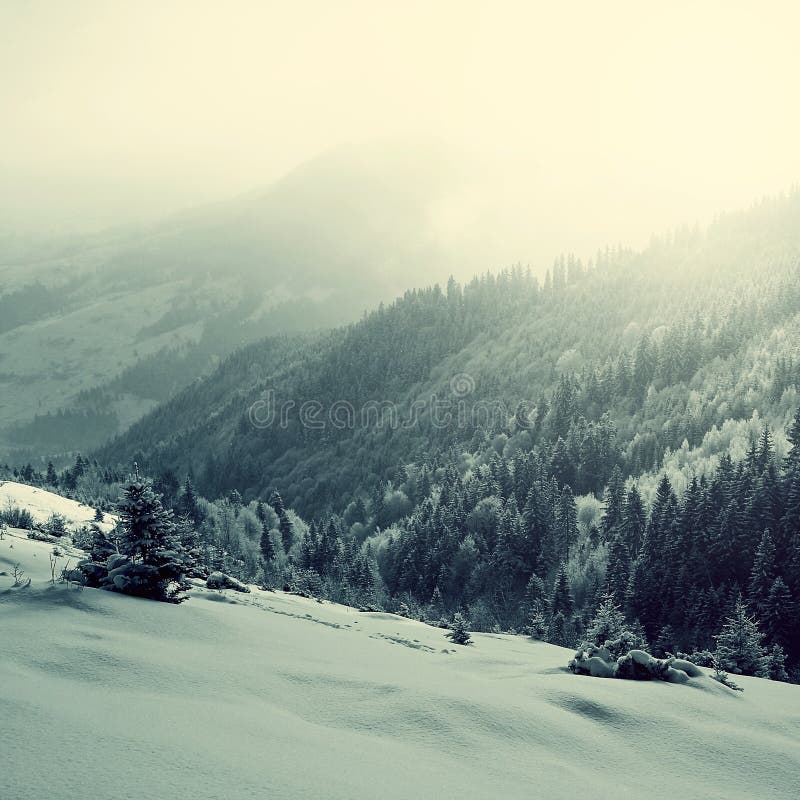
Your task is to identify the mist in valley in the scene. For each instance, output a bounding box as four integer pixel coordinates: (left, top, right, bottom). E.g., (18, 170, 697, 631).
(3, 1, 799, 267)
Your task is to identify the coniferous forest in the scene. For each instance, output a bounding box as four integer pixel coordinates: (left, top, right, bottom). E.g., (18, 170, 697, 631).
(8, 191, 800, 680)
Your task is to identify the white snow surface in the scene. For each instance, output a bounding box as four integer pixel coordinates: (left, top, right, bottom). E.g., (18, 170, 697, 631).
(0, 481, 116, 531)
(1, 497, 798, 800)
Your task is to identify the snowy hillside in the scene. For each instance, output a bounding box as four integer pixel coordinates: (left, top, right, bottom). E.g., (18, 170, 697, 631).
(0, 481, 115, 532)
(1, 511, 798, 800)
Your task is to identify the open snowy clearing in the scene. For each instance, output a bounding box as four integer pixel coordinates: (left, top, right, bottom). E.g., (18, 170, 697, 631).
(1, 527, 798, 800)
(0, 481, 116, 532)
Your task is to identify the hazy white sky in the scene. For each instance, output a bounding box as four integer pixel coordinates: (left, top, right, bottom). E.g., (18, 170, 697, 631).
(2, 0, 800, 253)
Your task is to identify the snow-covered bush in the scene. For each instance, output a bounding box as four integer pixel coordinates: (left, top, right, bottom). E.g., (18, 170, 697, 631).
(0, 505, 35, 530)
(526, 605, 548, 640)
(710, 660, 743, 691)
(677, 649, 715, 667)
(71, 524, 96, 550)
(569, 648, 703, 685)
(44, 513, 68, 538)
(206, 571, 251, 593)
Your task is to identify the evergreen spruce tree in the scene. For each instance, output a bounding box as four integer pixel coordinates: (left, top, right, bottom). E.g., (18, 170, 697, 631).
(179, 477, 200, 525)
(621, 484, 646, 557)
(782, 407, 800, 549)
(271, 491, 294, 554)
(447, 612, 472, 645)
(547, 611, 577, 648)
(550, 564, 575, 620)
(761, 576, 792, 647)
(714, 600, 769, 676)
(747, 529, 776, 617)
(522, 572, 546, 617)
(600, 466, 625, 541)
(653, 623, 676, 658)
(260, 521, 276, 565)
(527, 603, 548, 640)
(605, 532, 630, 606)
(45, 461, 58, 487)
(585, 594, 626, 647)
(768, 643, 789, 682)
(111, 470, 192, 602)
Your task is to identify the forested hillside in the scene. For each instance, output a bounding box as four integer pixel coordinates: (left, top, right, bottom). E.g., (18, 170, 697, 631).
(68, 193, 800, 676)
(102, 192, 800, 508)
(0, 143, 482, 460)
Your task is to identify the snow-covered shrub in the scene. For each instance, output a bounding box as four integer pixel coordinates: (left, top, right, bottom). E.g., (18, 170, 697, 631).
(27, 528, 56, 542)
(710, 660, 743, 691)
(677, 649, 715, 667)
(569, 648, 702, 685)
(0, 505, 35, 530)
(71, 524, 96, 551)
(206, 571, 250, 593)
(44, 513, 68, 538)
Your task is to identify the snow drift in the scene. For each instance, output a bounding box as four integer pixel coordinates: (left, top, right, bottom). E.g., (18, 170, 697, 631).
(1, 514, 798, 800)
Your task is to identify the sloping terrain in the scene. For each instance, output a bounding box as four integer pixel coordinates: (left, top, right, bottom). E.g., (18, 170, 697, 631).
(1, 518, 798, 800)
(0, 143, 479, 460)
(0, 481, 115, 532)
(99, 192, 800, 515)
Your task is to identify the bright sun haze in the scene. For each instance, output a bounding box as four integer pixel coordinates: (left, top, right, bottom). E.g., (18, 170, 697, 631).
(1, 0, 799, 264)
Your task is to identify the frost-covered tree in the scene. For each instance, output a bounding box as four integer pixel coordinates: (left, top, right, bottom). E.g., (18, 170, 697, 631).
(714, 600, 768, 677)
(768, 644, 789, 682)
(270, 490, 294, 553)
(550, 564, 575, 619)
(527, 604, 548, 640)
(260, 521, 276, 564)
(447, 612, 472, 645)
(80, 471, 192, 603)
(584, 594, 648, 658)
(747, 529, 776, 617)
(521, 572, 546, 617)
(653, 623, 676, 658)
(547, 611, 577, 648)
(44, 513, 68, 538)
(585, 594, 626, 646)
(761, 576, 792, 647)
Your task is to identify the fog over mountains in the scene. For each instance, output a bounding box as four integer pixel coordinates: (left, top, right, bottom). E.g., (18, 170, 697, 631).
(0, 142, 527, 459)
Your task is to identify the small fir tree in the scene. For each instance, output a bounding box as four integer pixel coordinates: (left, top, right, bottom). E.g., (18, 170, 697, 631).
(447, 612, 472, 645)
(714, 600, 769, 677)
(260, 522, 276, 564)
(527, 603, 548, 640)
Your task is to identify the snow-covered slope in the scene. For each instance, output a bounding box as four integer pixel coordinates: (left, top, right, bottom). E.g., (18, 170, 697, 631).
(1, 525, 797, 800)
(0, 481, 115, 532)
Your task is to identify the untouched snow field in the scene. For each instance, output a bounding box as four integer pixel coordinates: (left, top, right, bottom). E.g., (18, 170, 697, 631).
(1, 510, 799, 799)
(0, 481, 116, 532)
